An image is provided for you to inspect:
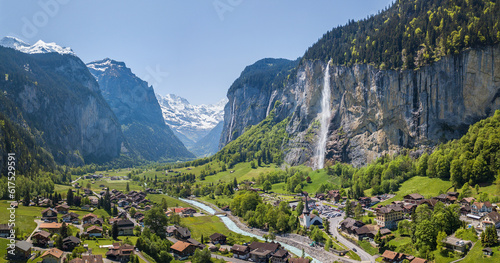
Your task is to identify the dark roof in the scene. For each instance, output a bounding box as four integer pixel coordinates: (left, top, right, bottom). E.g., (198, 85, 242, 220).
(15, 241, 32, 252)
(272, 249, 289, 258)
(176, 226, 191, 238)
(232, 244, 249, 252)
(0, 224, 11, 231)
(377, 204, 404, 214)
(209, 233, 227, 240)
(289, 258, 310, 263)
(63, 236, 81, 244)
(404, 193, 424, 200)
(116, 219, 134, 227)
(482, 247, 493, 252)
(33, 230, 51, 238)
(70, 255, 103, 263)
(486, 211, 500, 223)
(248, 241, 280, 252)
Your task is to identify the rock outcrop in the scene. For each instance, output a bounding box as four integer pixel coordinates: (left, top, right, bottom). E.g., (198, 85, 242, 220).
(221, 46, 500, 167)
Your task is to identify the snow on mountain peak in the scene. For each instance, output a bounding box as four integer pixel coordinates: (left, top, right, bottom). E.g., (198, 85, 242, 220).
(156, 93, 228, 142)
(0, 36, 75, 56)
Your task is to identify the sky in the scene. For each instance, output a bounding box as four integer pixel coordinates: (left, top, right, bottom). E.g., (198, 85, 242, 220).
(0, 0, 393, 105)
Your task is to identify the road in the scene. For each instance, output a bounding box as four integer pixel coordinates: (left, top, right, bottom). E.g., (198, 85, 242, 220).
(71, 176, 83, 184)
(26, 219, 43, 242)
(329, 216, 375, 263)
(93, 190, 142, 229)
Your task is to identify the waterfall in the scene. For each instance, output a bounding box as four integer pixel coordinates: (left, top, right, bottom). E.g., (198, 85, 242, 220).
(314, 62, 331, 170)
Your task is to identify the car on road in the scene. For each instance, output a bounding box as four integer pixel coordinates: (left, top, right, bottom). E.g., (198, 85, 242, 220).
(352, 248, 357, 252)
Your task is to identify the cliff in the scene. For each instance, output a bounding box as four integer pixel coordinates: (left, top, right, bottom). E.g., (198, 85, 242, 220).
(221, 46, 500, 167)
(87, 59, 195, 161)
(0, 47, 123, 165)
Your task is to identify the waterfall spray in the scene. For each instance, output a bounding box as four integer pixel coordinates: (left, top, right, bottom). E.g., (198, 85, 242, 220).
(314, 61, 331, 170)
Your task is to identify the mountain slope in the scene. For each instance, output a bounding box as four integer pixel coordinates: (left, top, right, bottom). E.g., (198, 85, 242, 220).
(191, 121, 224, 157)
(87, 59, 194, 161)
(0, 36, 75, 55)
(0, 46, 123, 165)
(220, 0, 500, 168)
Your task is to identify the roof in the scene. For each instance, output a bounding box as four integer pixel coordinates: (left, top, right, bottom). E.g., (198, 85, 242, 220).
(289, 258, 310, 263)
(42, 207, 58, 215)
(405, 193, 424, 200)
(87, 225, 103, 232)
(56, 204, 70, 209)
(40, 222, 63, 229)
(232, 244, 249, 252)
(251, 247, 274, 257)
(63, 236, 81, 244)
(381, 250, 399, 260)
(83, 213, 98, 219)
(15, 241, 32, 252)
(272, 249, 289, 258)
(176, 226, 191, 237)
(485, 211, 500, 223)
(0, 224, 11, 231)
(209, 233, 227, 240)
(377, 204, 404, 214)
(116, 219, 134, 226)
(482, 247, 493, 252)
(248, 241, 280, 252)
(33, 230, 51, 238)
(410, 257, 427, 263)
(171, 241, 195, 252)
(42, 248, 64, 259)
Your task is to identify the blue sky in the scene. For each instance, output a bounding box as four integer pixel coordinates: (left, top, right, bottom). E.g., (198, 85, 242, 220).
(0, 0, 393, 105)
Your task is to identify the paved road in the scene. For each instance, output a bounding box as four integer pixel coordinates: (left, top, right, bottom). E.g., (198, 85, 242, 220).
(71, 176, 83, 184)
(329, 216, 375, 263)
(26, 219, 43, 242)
(136, 251, 152, 263)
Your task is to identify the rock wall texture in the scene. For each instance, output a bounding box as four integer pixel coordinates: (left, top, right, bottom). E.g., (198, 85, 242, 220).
(221, 46, 500, 167)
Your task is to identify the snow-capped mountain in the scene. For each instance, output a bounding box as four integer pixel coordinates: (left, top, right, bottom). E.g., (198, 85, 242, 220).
(0, 36, 75, 55)
(156, 94, 227, 147)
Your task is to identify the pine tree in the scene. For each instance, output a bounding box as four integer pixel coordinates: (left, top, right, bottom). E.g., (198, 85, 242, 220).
(112, 222, 119, 240)
(67, 188, 74, 206)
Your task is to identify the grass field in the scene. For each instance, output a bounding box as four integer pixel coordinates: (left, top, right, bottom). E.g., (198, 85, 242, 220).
(376, 176, 453, 206)
(358, 240, 378, 255)
(461, 243, 500, 263)
(0, 201, 44, 239)
(146, 194, 195, 210)
(84, 236, 139, 257)
(180, 216, 252, 245)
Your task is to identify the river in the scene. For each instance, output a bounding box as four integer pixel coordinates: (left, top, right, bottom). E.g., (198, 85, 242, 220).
(179, 198, 321, 263)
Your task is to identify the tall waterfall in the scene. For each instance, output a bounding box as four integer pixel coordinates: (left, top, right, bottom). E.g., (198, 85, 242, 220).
(314, 62, 331, 170)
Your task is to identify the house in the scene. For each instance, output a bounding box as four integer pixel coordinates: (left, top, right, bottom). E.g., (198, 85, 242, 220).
(482, 247, 493, 256)
(299, 204, 323, 228)
(403, 193, 424, 204)
(117, 219, 135, 236)
(340, 218, 365, 236)
(232, 244, 251, 260)
(9, 241, 32, 260)
(442, 235, 472, 252)
(354, 224, 391, 241)
(69, 254, 104, 263)
(471, 202, 493, 216)
(62, 212, 80, 224)
(381, 250, 427, 263)
(62, 236, 81, 251)
(174, 226, 191, 240)
(209, 233, 227, 244)
(32, 230, 51, 246)
(433, 193, 457, 204)
(40, 222, 63, 234)
(187, 238, 206, 249)
(359, 197, 372, 207)
(42, 208, 58, 222)
(375, 204, 404, 230)
(41, 248, 65, 263)
(403, 203, 418, 215)
(106, 243, 134, 263)
(460, 205, 471, 215)
(249, 241, 281, 263)
(82, 213, 98, 224)
(55, 204, 70, 214)
(418, 199, 438, 209)
(481, 211, 500, 229)
(328, 190, 341, 202)
(270, 249, 290, 263)
(166, 225, 177, 237)
(117, 200, 129, 207)
(0, 224, 11, 238)
(315, 193, 326, 200)
(86, 225, 103, 237)
(170, 241, 197, 260)
(370, 196, 381, 206)
(460, 197, 476, 206)
(289, 258, 310, 263)
(171, 207, 197, 217)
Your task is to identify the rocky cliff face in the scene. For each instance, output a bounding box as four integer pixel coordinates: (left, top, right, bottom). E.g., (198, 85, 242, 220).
(87, 59, 194, 161)
(222, 46, 500, 167)
(0, 47, 123, 165)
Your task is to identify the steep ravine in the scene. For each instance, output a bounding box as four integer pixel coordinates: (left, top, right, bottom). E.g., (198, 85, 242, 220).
(221, 46, 500, 167)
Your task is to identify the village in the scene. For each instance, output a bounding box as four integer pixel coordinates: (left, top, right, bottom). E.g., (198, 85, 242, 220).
(1, 173, 499, 263)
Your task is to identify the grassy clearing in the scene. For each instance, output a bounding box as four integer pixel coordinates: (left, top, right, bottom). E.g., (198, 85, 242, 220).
(358, 240, 378, 255)
(461, 243, 500, 263)
(180, 216, 252, 245)
(83, 236, 139, 257)
(376, 176, 453, 206)
(0, 201, 44, 239)
(146, 194, 195, 210)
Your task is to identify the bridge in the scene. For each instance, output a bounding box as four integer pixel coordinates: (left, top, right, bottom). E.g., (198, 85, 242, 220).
(214, 212, 227, 216)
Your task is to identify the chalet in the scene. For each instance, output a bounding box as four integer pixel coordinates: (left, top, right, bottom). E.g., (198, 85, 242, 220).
(433, 193, 457, 204)
(209, 233, 227, 244)
(40, 222, 63, 234)
(170, 241, 197, 260)
(442, 235, 472, 252)
(483, 248, 493, 256)
(232, 244, 251, 260)
(174, 226, 191, 240)
(481, 211, 500, 229)
(460, 205, 471, 215)
(89, 196, 99, 206)
(370, 196, 381, 206)
(403, 193, 424, 204)
(55, 204, 70, 214)
(134, 212, 144, 219)
(270, 249, 290, 263)
(249, 241, 281, 263)
(381, 250, 427, 263)
(69, 254, 104, 263)
(32, 230, 51, 246)
(459, 197, 476, 206)
(86, 225, 103, 237)
(117, 200, 129, 207)
(62, 212, 80, 224)
(41, 248, 65, 263)
(82, 213, 98, 224)
(315, 193, 326, 200)
(328, 190, 341, 202)
(187, 238, 206, 249)
(403, 203, 417, 215)
(42, 208, 58, 222)
(0, 224, 11, 238)
(166, 226, 177, 237)
(418, 199, 438, 209)
(471, 202, 493, 216)
(340, 218, 365, 236)
(359, 197, 372, 207)
(9, 241, 31, 260)
(62, 236, 81, 251)
(289, 258, 310, 263)
(106, 243, 134, 263)
(354, 224, 391, 241)
(117, 219, 135, 236)
(375, 204, 404, 230)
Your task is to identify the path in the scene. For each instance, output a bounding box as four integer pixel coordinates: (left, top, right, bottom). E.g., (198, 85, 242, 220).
(329, 216, 375, 263)
(136, 251, 152, 263)
(72, 176, 83, 184)
(449, 242, 476, 263)
(26, 219, 43, 242)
